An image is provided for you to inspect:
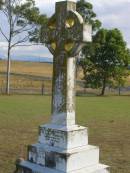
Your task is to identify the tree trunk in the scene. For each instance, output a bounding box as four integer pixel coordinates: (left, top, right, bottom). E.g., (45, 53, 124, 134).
(100, 77, 106, 96)
(6, 46, 11, 95)
(6, 0, 12, 95)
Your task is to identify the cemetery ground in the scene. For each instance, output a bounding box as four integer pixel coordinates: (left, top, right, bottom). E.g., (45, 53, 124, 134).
(0, 95, 130, 173)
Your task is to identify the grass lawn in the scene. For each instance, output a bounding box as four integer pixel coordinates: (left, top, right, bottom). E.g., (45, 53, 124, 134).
(0, 95, 130, 173)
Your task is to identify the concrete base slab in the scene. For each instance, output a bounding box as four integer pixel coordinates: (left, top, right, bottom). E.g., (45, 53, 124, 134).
(16, 161, 109, 173)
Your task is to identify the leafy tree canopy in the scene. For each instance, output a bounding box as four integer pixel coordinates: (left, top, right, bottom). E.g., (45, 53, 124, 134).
(77, 0, 101, 32)
(80, 28, 130, 95)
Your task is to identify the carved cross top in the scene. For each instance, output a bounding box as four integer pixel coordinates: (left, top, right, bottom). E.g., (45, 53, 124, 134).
(42, 1, 92, 127)
(44, 1, 91, 57)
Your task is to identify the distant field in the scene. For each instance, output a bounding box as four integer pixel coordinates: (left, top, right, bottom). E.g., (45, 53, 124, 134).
(0, 60, 53, 77)
(0, 60, 130, 95)
(0, 60, 84, 93)
(0, 60, 83, 78)
(0, 95, 130, 173)
(0, 60, 53, 91)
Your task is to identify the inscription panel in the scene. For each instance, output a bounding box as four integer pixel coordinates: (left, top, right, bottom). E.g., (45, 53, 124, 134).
(38, 125, 88, 149)
(39, 127, 67, 147)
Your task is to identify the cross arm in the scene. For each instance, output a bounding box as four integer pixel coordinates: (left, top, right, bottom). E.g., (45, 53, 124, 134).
(65, 11, 92, 43)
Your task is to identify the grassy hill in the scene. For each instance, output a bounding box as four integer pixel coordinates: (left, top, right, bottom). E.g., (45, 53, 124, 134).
(0, 60, 53, 77)
(0, 60, 53, 93)
(0, 60, 84, 94)
(0, 60, 130, 95)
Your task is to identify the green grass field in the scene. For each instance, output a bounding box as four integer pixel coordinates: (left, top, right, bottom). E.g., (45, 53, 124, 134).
(0, 95, 130, 173)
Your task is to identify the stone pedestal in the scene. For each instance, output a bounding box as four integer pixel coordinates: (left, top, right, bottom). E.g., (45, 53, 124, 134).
(16, 124, 109, 173)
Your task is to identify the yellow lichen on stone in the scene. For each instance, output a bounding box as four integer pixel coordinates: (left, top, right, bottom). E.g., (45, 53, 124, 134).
(64, 42, 74, 51)
(66, 18, 75, 28)
(51, 42, 57, 50)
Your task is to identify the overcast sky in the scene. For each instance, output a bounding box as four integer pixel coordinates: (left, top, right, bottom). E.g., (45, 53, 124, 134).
(0, 0, 130, 59)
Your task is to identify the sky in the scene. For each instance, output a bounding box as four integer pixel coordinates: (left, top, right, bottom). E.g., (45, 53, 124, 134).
(0, 0, 130, 59)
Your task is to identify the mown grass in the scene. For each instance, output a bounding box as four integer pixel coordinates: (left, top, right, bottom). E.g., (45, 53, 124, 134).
(0, 95, 130, 173)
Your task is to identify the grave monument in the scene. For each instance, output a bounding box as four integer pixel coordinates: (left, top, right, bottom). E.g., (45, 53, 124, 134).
(15, 1, 109, 172)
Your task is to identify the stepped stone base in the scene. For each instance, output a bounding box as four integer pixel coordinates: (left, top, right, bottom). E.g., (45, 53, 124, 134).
(28, 144, 99, 172)
(15, 124, 109, 173)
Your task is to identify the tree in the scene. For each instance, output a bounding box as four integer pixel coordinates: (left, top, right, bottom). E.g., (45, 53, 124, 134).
(77, 0, 101, 32)
(0, 0, 3, 8)
(0, 0, 47, 94)
(81, 28, 130, 95)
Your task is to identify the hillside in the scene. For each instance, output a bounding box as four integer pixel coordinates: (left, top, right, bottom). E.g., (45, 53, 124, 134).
(1, 60, 130, 95)
(0, 60, 53, 77)
(0, 60, 84, 94)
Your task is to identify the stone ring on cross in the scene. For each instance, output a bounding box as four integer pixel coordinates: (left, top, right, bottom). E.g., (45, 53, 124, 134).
(42, 1, 92, 57)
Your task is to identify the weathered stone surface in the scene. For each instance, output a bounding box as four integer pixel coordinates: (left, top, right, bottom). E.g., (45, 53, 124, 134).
(51, 56, 76, 126)
(42, 1, 92, 127)
(38, 124, 88, 149)
(28, 144, 99, 172)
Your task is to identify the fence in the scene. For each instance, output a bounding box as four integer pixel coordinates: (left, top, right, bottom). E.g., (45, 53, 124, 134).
(0, 72, 86, 95)
(1, 72, 130, 96)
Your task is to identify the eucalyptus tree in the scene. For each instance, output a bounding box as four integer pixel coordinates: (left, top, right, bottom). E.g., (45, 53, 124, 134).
(0, 0, 47, 94)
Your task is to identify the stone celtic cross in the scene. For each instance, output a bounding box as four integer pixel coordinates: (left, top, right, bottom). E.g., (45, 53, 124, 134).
(15, 2, 109, 172)
(43, 0, 91, 126)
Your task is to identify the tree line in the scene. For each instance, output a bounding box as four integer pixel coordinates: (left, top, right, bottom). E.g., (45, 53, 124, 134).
(0, 0, 130, 95)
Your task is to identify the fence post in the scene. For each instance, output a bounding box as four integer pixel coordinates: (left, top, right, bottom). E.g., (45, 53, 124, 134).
(41, 82, 45, 95)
